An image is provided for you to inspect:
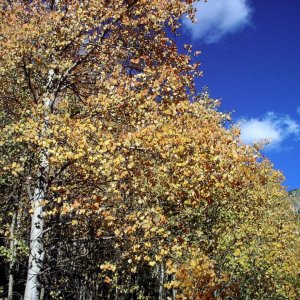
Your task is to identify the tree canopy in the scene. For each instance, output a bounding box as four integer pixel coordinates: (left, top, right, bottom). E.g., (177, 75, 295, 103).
(0, 1, 299, 299)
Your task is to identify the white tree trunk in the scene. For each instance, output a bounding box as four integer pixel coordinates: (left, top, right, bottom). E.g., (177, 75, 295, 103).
(24, 94, 52, 299)
(158, 263, 164, 300)
(172, 274, 176, 300)
(24, 186, 46, 300)
(8, 211, 17, 300)
(24, 153, 49, 300)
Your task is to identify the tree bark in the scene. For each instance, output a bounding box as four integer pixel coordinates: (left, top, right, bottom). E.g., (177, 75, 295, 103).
(24, 174, 47, 299)
(171, 274, 176, 300)
(24, 92, 52, 299)
(8, 211, 17, 300)
(158, 263, 164, 300)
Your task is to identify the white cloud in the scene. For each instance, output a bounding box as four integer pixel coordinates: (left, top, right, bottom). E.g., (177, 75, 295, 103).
(239, 112, 300, 149)
(183, 0, 252, 43)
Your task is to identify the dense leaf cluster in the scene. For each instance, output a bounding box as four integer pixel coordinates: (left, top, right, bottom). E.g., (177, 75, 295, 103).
(0, 1, 299, 299)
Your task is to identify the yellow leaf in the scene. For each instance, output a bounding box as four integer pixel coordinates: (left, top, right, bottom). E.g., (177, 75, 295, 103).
(71, 220, 78, 226)
(233, 249, 241, 256)
(104, 276, 111, 284)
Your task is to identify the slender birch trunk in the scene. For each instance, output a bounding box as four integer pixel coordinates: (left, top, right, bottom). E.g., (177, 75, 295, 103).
(158, 263, 164, 300)
(171, 274, 176, 300)
(24, 85, 53, 299)
(24, 153, 49, 300)
(8, 211, 17, 300)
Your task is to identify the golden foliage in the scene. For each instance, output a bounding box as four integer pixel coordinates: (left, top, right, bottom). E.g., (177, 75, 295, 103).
(0, 1, 299, 299)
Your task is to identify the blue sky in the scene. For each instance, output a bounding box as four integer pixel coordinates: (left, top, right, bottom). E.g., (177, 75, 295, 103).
(179, 0, 300, 190)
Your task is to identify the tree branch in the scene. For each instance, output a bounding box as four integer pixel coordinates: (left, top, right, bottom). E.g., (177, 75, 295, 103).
(22, 57, 38, 104)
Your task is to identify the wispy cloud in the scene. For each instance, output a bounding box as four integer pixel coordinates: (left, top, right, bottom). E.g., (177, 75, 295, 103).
(183, 0, 252, 43)
(239, 112, 300, 150)
(297, 107, 300, 115)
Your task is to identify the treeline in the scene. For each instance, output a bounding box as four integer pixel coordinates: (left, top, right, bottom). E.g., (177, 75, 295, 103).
(0, 1, 299, 299)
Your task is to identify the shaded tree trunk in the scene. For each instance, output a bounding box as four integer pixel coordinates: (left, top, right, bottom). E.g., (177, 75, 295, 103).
(8, 211, 17, 300)
(172, 274, 176, 300)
